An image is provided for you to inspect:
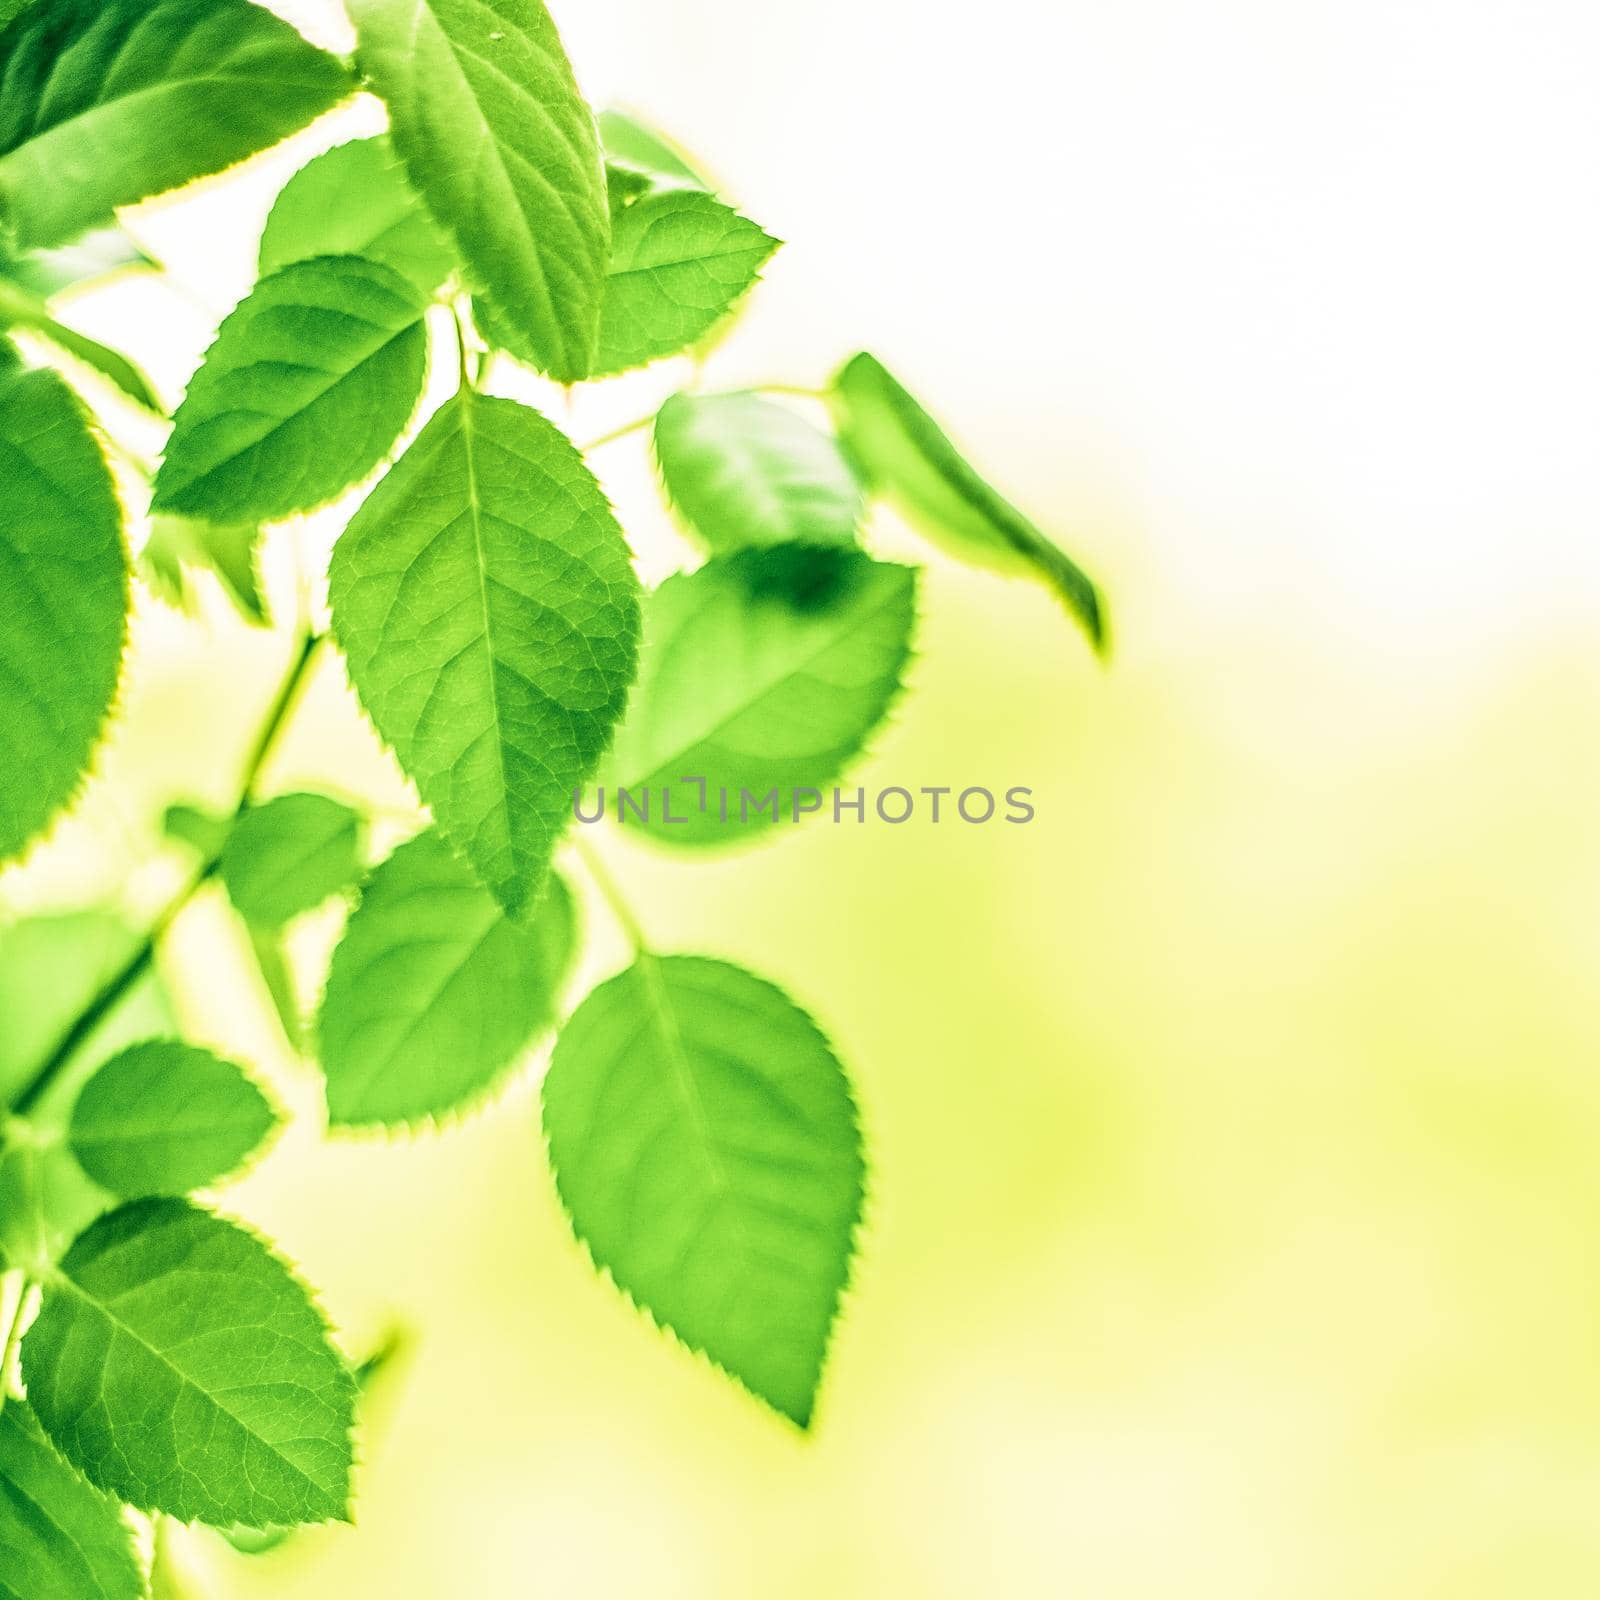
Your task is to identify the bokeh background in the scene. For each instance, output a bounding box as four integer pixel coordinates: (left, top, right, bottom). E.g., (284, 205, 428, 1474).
(7, 0, 1600, 1592)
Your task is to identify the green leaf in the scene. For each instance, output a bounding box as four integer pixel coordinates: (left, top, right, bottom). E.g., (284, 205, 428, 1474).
(141, 513, 269, 626)
(832, 352, 1107, 651)
(348, 0, 609, 382)
(0, 1399, 143, 1600)
(153, 255, 430, 523)
(259, 137, 455, 293)
(654, 392, 862, 553)
(603, 548, 916, 846)
(0, 363, 126, 866)
(23, 1198, 357, 1528)
(599, 109, 708, 188)
(0, 277, 159, 410)
(593, 190, 778, 377)
(543, 955, 864, 1427)
(319, 831, 574, 1128)
(68, 1040, 278, 1199)
(218, 792, 364, 929)
(0, 0, 352, 250)
(162, 802, 230, 859)
(329, 390, 640, 921)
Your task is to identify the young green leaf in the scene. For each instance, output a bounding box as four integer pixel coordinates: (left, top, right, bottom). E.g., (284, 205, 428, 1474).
(832, 352, 1107, 651)
(23, 1198, 357, 1529)
(0, 362, 126, 866)
(603, 548, 916, 845)
(544, 955, 865, 1427)
(320, 831, 575, 1129)
(141, 513, 269, 627)
(68, 1040, 278, 1198)
(654, 392, 862, 552)
(219, 792, 364, 929)
(599, 109, 709, 189)
(329, 391, 640, 922)
(0, 277, 160, 411)
(0, 0, 352, 250)
(153, 256, 431, 523)
(348, 0, 609, 382)
(0, 1400, 143, 1600)
(259, 137, 455, 294)
(593, 190, 778, 377)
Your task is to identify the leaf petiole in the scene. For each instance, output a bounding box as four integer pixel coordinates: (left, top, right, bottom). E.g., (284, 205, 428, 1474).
(570, 833, 648, 954)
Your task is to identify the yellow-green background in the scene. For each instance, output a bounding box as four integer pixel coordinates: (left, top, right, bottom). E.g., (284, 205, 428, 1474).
(8, 0, 1600, 1592)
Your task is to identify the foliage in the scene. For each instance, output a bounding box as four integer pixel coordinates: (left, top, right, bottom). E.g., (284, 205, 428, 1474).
(0, 0, 1111, 1587)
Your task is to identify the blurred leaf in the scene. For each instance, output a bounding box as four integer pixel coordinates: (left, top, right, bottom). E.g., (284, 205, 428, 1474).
(0, 1399, 144, 1600)
(219, 792, 364, 930)
(161, 802, 230, 859)
(0, 362, 126, 867)
(68, 1039, 278, 1198)
(832, 351, 1107, 651)
(0, 276, 160, 410)
(654, 391, 862, 552)
(0, 0, 352, 249)
(0, 913, 172, 1109)
(141, 513, 269, 627)
(348, 0, 608, 381)
(23, 1198, 357, 1528)
(603, 547, 916, 846)
(599, 109, 709, 188)
(259, 137, 454, 293)
(329, 391, 640, 922)
(320, 832, 574, 1128)
(0, 225, 157, 300)
(247, 922, 303, 1052)
(153, 255, 430, 523)
(544, 955, 864, 1428)
(592, 190, 778, 377)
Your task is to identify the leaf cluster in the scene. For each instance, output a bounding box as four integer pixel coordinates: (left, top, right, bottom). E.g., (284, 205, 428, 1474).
(0, 0, 1113, 1585)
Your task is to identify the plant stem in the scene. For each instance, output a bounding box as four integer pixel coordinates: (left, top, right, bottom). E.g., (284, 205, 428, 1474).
(7, 631, 326, 1121)
(0, 1271, 30, 1420)
(571, 834, 647, 954)
(452, 302, 479, 390)
(579, 411, 654, 452)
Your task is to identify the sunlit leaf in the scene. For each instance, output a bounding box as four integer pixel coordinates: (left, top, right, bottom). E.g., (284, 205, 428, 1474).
(544, 955, 864, 1427)
(0, 0, 351, 249)
(329, 390, 640, 921)
(23, 1199, 357, 1529)
(348, 0, 609, 381)
(0, 363, 126, 865)
(320, 831, 575, 1128)
(832, 352, 1106, 651)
